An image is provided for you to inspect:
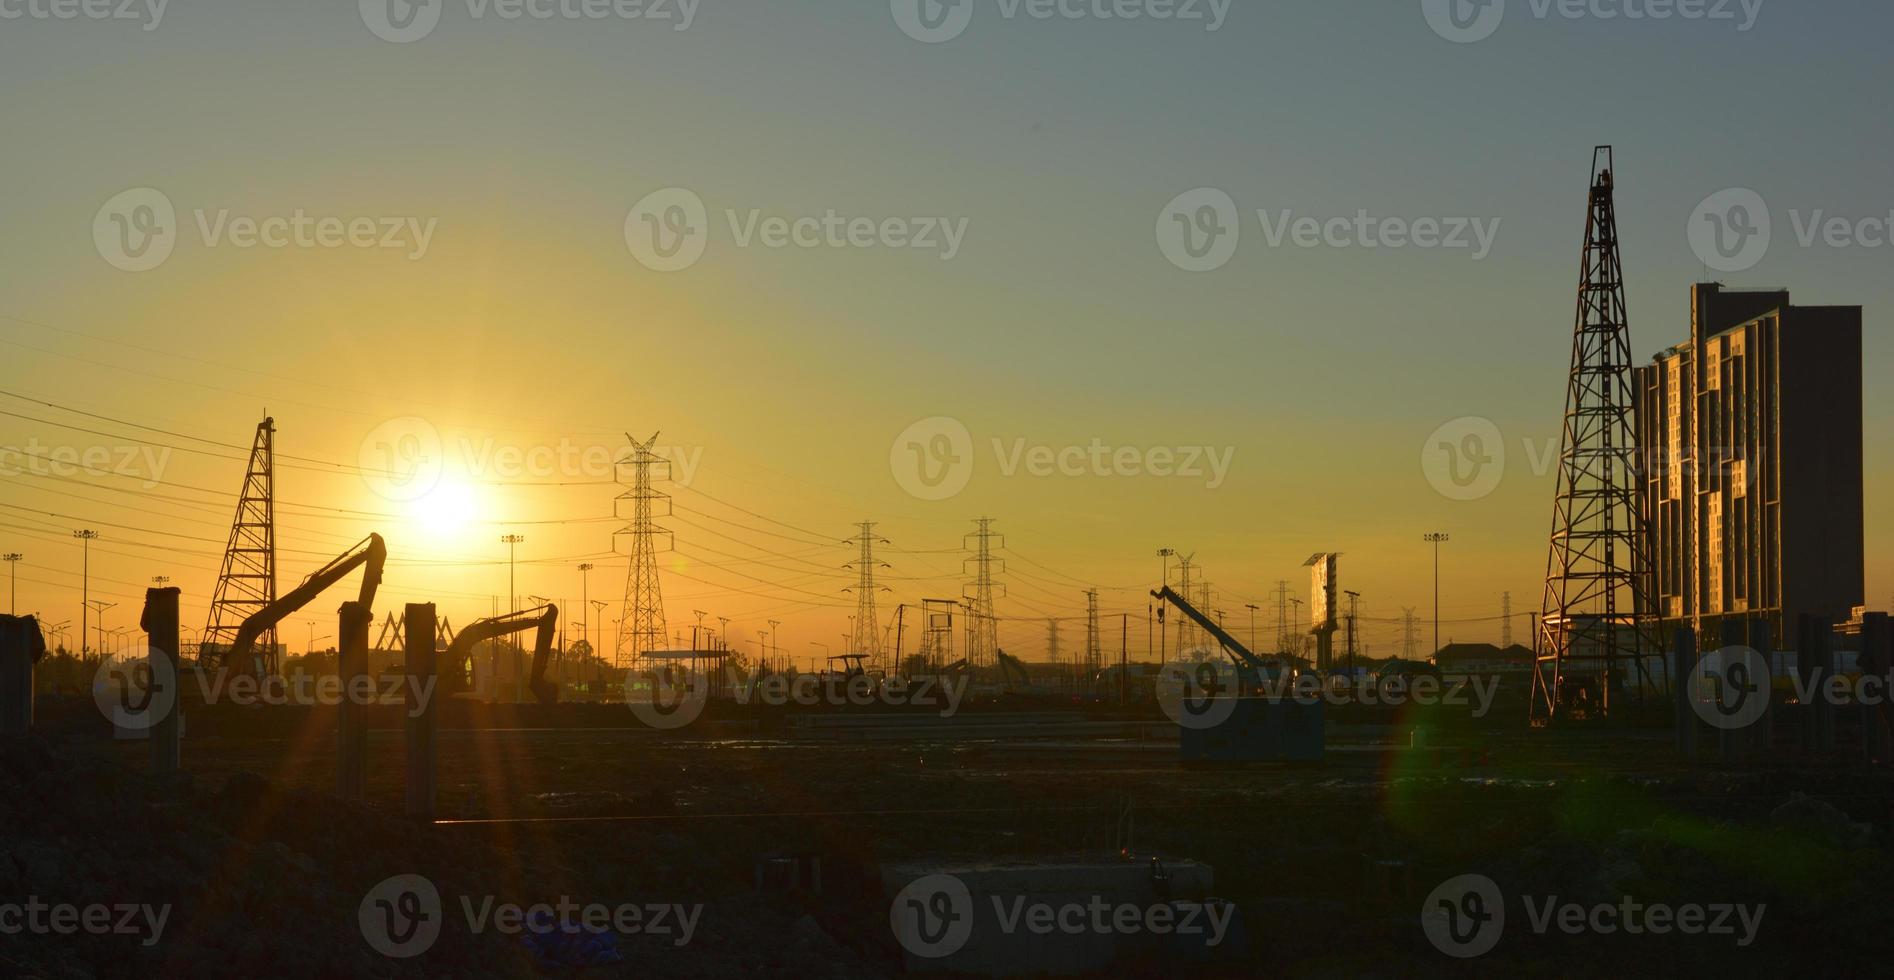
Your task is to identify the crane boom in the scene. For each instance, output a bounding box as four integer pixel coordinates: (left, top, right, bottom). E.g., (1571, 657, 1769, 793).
(227, 533, 386, 675)
(1150, 585, 1272, 673)
(442, 604, 561, 705)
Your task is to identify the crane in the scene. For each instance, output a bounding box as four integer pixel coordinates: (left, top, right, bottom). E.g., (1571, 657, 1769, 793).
(1150, 585, 1285, 693)
(225, 534, 386, 676)
(440, 604, 561, 705)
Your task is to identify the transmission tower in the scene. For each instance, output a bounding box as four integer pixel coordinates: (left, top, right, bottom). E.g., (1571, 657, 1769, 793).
(1501, 591, 1513, 647)
(962, 518, 1003, 670)
(204, 416, 276, 670)
(1532, 146, 1660, 726)
(614, 431, 672, 668)
(845, 521, 890, 668)
(1046, 617, 1060, 667)
(1401, 607, 1419, 659)
(1174, 556, 1196, 654)
(1084, 589, 1101, 675)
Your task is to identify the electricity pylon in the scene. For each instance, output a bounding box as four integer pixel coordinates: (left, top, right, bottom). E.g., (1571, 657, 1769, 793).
(845, 520, 890, 670)
(962, 518, 1003, 670)
(615, 431, 671, 669)
(1532, 146, 1660, 726)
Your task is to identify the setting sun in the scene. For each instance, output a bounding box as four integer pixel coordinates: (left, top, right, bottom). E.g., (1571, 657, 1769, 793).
(410, 477, 480, 541)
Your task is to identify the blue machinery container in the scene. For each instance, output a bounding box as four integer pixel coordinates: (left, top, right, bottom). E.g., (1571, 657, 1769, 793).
(1178, 697, 1325, 764)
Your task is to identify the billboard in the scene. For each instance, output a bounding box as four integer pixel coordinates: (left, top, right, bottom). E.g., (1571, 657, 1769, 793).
(1304, 553, 1338, 633)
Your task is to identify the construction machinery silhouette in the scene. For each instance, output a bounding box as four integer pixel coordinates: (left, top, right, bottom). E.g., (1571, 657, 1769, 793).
(224, 534, 386, 677)
(442, 604, 562, 706)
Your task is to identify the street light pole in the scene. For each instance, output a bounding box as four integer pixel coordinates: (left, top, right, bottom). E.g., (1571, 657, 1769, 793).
(1424, 532, 1450, 658)
(73, 530, 97, 654)
(2, 553, 21, 614)
(589, 600, 609, 682)
(500, 534, 525, 612)
(578, 562, 594, 679)
(1244, 603, 1259, 653)
(1343, 590, 1362, 677)
(87, 600, 115, 658)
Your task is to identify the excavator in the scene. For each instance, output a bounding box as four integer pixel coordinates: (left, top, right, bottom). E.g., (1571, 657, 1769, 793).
(995, 649, 1032, 693)
(222, 533, 387, 677)
(439, 604, 561, 706)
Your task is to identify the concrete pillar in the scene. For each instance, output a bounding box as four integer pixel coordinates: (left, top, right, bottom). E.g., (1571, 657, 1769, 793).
(141, 588, 182, 774)
(404, 603, 437, 823)
(1672, 627, 1697, 759)
(1861, 613, 1891, 766)
(337, 601, 373, 800)
(0, 615, 44, 735)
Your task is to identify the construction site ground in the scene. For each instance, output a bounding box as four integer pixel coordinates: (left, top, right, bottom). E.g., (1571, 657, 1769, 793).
(6, 697, 1893, 977)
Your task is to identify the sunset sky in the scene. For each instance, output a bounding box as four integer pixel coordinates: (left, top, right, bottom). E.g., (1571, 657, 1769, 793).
(2, 2, 1888, 663)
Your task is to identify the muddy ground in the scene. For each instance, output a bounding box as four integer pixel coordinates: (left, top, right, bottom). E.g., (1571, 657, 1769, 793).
(4, 698, 1893, 977)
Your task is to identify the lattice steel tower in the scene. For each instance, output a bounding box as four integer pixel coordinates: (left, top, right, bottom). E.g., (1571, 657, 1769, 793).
(615, 432, 671, 668)
(204, 416, 276, 669)
(1174, 555, 1197, 654)
(1532, 147, 1660, 725)
(1084, 588, 1101, 675)
(845, 520, 890, 668)
(962, 518, 1003, 670)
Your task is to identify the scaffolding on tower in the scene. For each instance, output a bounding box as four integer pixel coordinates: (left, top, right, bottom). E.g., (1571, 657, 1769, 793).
(1532, 146, 1663, 726)
(202, 416, 277, 671)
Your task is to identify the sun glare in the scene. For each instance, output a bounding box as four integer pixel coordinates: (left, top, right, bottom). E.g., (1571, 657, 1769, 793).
(411, 478, 480, 541)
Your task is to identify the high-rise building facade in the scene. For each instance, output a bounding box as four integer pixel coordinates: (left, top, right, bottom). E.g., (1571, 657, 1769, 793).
(1633, 284, 1863, 649)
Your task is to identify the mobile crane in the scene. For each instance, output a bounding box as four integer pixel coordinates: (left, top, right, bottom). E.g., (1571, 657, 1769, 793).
(1152, 585, 1324, 763)
(440, 604, 561, 705)
(1150, 585, 1287, 694)
(223, 533, 387, 677)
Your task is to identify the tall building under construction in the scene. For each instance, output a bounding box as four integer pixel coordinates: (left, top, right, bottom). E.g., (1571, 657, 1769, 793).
(1633, 283, 1864, 649)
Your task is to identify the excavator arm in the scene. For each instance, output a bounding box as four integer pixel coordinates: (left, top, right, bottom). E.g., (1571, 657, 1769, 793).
(441, 604, 560, 705)
(996, 649, 1031, 691)
(226, 533, 386, 675)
